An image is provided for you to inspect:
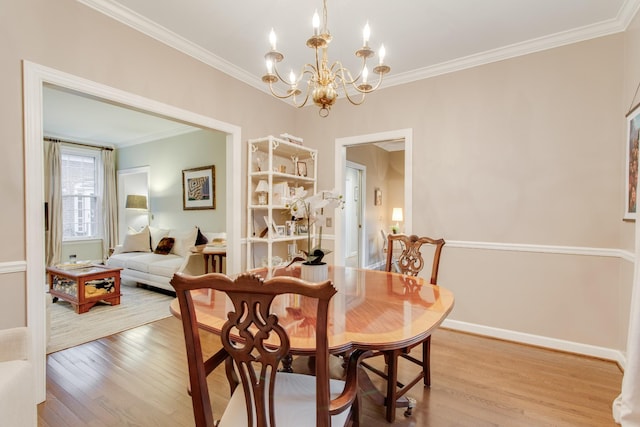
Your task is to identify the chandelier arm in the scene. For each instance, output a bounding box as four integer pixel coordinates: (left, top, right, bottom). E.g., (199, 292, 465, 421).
(331, 68, 363, 105)
(335, 62, 386, 95)
(271, 63, 296, 87)
(331, 59, 367, 85)
(354, 71, 386, 93)
(336, 77, 367, 106)
(267, 75, 314, 108)
(266, 82, 297, 100)
(293, 82, 313, 108)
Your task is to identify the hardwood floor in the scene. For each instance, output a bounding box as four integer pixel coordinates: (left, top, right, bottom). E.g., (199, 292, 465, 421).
(38, 317, 622, 426)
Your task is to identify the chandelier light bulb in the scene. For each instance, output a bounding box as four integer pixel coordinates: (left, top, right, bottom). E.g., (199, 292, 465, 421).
(363, 22, 370, 46)
(289, 70, 296, 85)
(312, 10, 320, 35)
(269, 28, 277, 51)
(266, 59, 273, 74)
(379, 44, 386, 65)
(362, 66, 369, 84)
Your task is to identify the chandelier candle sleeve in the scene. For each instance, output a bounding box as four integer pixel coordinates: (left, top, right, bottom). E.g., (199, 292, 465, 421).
(262, 0, 391, 117)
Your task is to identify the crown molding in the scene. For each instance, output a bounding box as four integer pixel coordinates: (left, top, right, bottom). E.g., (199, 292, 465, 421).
(77, 0, 265, 92)
(78, 0, 640, 96)
(384, 7, 638, 88)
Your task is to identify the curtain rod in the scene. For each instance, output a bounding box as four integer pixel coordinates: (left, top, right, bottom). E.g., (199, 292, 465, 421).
(44, 137, 114, 151)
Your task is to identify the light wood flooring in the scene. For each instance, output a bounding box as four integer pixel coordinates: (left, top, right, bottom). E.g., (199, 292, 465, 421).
(38, 317, 622, 426)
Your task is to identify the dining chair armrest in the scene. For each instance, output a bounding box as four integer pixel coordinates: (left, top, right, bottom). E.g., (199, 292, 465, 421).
(329, 349, 372, 413)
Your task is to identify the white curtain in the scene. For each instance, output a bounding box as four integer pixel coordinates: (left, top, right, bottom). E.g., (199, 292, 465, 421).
(613, 204, 640, 424)
(45, 141, 62, 267)
(102, 149, 118, 261)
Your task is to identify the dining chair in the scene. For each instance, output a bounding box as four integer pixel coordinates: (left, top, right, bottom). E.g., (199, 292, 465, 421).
(362, 233, 445, 418)
(170, 272, 369, 427)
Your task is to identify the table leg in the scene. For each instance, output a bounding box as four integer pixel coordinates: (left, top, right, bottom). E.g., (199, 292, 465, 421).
(385, 349, 400, 422)
(203, 254, 210, 274)
(358, 349, 418, 423)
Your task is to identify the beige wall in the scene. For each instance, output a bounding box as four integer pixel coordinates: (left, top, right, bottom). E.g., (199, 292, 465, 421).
(2, 0, 638, 356)
(296, 34, 632, 351)
(0, 0, 295, 328)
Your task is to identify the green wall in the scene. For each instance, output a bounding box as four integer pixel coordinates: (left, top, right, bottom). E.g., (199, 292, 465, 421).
(117, 129, 227, 234)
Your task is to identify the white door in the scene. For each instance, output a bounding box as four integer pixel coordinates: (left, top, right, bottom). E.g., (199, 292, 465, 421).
(345, 162, 364, 267)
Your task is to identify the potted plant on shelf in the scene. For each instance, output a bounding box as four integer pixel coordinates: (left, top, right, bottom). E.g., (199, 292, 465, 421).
(285, 187, 344, 281)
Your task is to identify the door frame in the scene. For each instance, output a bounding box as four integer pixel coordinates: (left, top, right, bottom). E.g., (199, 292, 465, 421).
(334, 129, 413, 265)
(24, 61, 242, 402)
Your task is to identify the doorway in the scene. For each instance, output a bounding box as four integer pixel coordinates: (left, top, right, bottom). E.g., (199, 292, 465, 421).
(334, 129, 412, 268)
(24, 61, 242, 402)
(117, 167, 150, 242)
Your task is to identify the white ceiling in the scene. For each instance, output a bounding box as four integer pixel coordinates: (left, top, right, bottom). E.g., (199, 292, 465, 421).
(43, 85, 199, 147)
(45, 0, 640, 146)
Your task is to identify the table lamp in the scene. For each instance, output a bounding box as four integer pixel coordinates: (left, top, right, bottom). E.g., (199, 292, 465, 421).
(255, 180, 269, 205)
(391, 207, 403, 233)
(125, 194, 147, 210)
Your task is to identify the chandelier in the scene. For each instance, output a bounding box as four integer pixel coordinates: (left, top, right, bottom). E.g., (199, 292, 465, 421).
(262, 0, 390, 117)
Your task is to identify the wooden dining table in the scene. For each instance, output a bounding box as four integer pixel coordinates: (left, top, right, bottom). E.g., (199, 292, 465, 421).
(169, 265, 455, 422)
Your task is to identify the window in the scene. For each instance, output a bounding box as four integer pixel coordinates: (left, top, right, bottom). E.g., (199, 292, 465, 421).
(61, 147, 103, 241)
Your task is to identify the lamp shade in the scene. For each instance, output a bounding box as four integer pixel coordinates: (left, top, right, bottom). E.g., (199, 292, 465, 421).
(125, 194, 148, 210)
(392, 207, 403, 222)
(255, 180, 269, 193)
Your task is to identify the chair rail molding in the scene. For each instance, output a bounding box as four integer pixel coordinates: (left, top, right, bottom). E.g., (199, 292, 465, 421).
(447, 240, 634, 262)
(0, 261, 26, 275)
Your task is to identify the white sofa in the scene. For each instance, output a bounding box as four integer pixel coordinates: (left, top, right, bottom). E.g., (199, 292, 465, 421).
(106, 226, 224, 292)
(0, 327, 36, 427)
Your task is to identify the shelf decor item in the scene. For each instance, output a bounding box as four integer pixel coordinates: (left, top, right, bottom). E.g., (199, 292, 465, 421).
(255, 180, 269, 205)
(285, 187, 343, 266)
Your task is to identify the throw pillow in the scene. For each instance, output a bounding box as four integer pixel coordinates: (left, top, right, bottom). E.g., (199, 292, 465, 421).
(195, 227, 208, 246)
(169, 227, 198, 257)
(149, 226, 170, 250)
(154, 237, 175, 255)
(121, 226, 152, 253)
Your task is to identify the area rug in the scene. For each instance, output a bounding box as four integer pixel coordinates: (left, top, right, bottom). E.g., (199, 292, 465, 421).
(47, 283, 174, 354)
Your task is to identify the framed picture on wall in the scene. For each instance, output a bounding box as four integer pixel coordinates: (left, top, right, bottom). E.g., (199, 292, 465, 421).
(374, 188, 382, 206)
(182, 165, 216, 210)
(625, 105, 640, 220)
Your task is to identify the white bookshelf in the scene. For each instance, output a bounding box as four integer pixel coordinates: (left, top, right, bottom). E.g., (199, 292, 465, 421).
(246, 135, 317, 268)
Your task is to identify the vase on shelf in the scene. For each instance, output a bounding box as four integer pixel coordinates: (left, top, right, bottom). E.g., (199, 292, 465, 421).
(300, 262, 328, 282)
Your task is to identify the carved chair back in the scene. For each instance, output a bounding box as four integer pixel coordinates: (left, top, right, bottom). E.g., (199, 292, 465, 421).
(385, 234, 446, 284)
(171, 272, 360, 427)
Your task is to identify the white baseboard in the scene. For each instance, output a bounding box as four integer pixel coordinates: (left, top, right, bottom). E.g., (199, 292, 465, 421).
(442, 319, 626, 369)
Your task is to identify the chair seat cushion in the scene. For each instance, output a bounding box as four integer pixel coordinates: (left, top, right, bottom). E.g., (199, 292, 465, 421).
(218, 372, 349, 427)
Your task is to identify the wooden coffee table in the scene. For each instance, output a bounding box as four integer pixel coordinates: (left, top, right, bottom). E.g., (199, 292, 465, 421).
(47, 264, 123, 314)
